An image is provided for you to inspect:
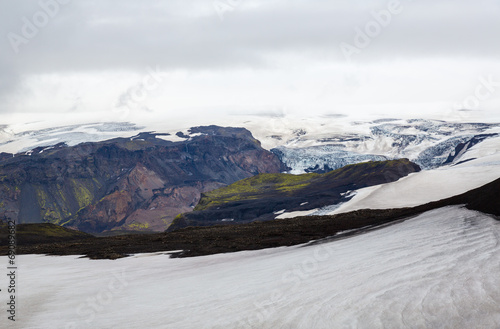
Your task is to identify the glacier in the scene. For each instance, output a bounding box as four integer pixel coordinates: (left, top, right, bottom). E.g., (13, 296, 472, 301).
(271, 145, 388, 174)
(270, 119, 499, 173)
(0, 115, 498, 175)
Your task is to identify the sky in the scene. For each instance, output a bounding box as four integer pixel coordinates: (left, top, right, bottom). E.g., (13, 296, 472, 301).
(1, 0, 500, 124)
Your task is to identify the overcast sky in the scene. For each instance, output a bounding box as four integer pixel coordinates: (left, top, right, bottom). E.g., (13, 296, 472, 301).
(1, 0, 500, 123)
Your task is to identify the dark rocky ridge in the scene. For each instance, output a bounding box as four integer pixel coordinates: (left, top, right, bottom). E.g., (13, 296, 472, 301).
(0, 222, 93, 246)
(4, 172, 498, 261)
(0, 126, 284, 234)
(168, 159, 421, 231)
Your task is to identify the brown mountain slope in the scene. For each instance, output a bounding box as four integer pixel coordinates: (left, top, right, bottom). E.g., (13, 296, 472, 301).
(0, 126, 284, 234)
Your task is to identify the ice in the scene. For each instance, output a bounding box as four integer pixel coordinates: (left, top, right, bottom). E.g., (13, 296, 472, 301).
(3, 206, 500, 328)
(330, 137, 500, 215)
(272, 145, 388, 174)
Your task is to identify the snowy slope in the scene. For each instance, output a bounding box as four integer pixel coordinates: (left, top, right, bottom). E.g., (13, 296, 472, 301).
(274, 135, 500, 218)
(3, 206, 500, 329)
(0, 122, 144, 154)
(328, 136, 500, 215)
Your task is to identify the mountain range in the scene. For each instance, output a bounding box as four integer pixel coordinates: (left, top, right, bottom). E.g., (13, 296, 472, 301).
(0, 117, 498, 238)
(0, 126, 283, 234)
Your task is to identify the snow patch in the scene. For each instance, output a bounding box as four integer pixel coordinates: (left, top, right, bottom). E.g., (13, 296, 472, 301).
(276, 209, 318, 219)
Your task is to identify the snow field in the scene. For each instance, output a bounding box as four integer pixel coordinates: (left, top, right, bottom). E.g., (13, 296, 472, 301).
(3, 206, 500, 329)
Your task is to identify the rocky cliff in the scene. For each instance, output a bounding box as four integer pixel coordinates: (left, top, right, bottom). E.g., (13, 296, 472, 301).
(0, 126, 284, 233)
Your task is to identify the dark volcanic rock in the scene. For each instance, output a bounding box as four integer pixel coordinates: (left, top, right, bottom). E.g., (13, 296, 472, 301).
(0, 222, 92, 246)
(168, 159, 421, 231)
(0, 126, 284, 233)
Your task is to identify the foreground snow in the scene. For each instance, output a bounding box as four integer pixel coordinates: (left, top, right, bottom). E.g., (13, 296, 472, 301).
(2, 206, 500, 328)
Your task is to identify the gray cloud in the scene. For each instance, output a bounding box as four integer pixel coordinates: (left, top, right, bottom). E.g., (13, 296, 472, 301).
(2, 0, 499, 71)
(0, 0, 499, 115)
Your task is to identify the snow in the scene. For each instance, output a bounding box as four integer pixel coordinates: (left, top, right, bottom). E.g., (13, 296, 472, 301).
(276, 136, 500, 219)
(329, 137, 500, 215)
(264, 117, 499, 172)
(0, 122, 144, 154)
(276, 209, 317, 219)
(458, 135, 500, 161)
(156, 134, 186, 142)
(3, 206, 500, 328)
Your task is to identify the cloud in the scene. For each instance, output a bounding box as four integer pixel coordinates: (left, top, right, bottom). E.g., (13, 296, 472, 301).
(0, 0, 499, 117)
(2, 0, 499, 73)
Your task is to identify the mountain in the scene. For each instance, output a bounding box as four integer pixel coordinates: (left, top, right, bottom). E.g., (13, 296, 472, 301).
(1, 117, 498, 174)
(0, 117, 498, 234)
(0, 126, 284, 234)
(4, 175, 499, 260)
(168, 159, 420, 231)
(4, 117, 499, 329)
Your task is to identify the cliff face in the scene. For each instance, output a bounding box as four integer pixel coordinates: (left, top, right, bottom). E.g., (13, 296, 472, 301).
(0, 126, 284, 233)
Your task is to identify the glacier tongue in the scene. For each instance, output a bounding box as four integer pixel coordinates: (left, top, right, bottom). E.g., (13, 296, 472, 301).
(271, 145, 388, 174)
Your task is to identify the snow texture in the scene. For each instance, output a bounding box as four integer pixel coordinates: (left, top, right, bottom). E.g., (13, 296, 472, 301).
(2, 206, 500, 329)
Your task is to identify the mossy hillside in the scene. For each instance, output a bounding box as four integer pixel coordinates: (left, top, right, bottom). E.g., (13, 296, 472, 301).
(194, 159, 418, 212)
(0, 184, 19, 215)
(126, 222, 150, 230)
(31, 178, 104, 225)
(15, 223, 91, 238)
(121, 139, 155, 151)
(35, 186, 68, 224)
(70, 178, 100, 210)
(323, 159, 408, 180)
(195, 172, 320, 210)
(0, 222, 92, 246)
